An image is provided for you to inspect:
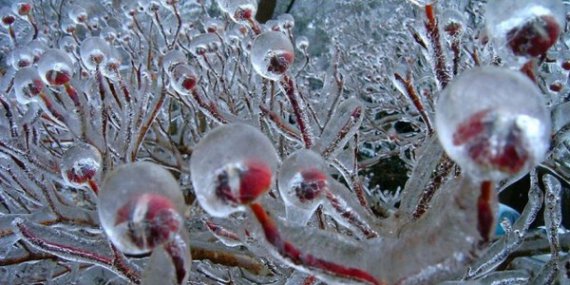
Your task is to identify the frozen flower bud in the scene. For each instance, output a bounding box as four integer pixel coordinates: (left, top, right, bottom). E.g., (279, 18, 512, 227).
(435, 66, 551, 181)
(485, 0, 564, 57)
(251, 31, 295, 81)
(98, 162, 184, 255)
(216, 0, 257, 24)
(9, 47, 33, 69)
(13, 67, 44, 105)
(60, 143, 101, 188)
(190, 123, 279, 218)
(169, 64, 198, 94)
(279, 149, 329, 223)
(80, 37, 112, 71)
(37, 49, 74, 86)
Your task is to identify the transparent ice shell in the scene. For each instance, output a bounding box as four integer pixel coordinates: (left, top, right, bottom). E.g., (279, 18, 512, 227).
(278, 149, 329, 226)
(251, 31, 295, 81)
(60, 143, 102, 187)
(190, 123, 279, 218)
(215, 0, 257, 23)
(13, 67, 44, 105)
(170, 64, 198, 95)
(98, 162, 185, 255)
(485, 0, 564, 57)
(80, 37, 112, 71)
(435, 66, 551, 181)
(37, 49, 74, 86)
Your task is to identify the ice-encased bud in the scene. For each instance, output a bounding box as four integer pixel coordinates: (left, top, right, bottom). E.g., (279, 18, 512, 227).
(9, 47, 33, 69)
(190, 123, 279, 218)
(37, 49, 74, 86)
(216, 0, 257, 23)
(251, 31, 295, 81)
(170, 64, 198, 94)
(279, 149, 329, 225)
(80, 37, 112, 71)
(435, 66, 550, 181)
(13, 67, 44, 105)
(99, 162, 184, 255)
(60, 143, 101, 187)
(485, 0, 564, 57)
(189, 33, 221, 57)
(68, 5, 88, 24)
(162, 50, 186, 74)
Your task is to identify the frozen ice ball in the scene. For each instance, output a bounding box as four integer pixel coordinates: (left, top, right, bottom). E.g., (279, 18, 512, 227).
(60, 143, 102, 187)
(13, 67, 44, 105)
(80, 37, 112, 71)
(98, 162, 184, 255)
(278, 149, 329, 212)
(485, 0, 564, 57)
(190, 123, 279, 218)
(435, 66, 550, 181)
(251, 31, 295, 81)
(216, 0, 257, 24)
(37, 49, 74, 86)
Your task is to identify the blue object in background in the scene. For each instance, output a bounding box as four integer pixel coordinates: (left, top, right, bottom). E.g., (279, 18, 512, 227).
(495, 203, 521, 236)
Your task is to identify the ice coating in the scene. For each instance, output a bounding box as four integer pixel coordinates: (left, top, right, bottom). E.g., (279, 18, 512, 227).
(13, 67, 44, 105)
(60, 143, 102, 187)
(190, 123, 279, 218)
(485, 0, 564, 57)
(98, 162, 185, 255)
(278, 149, 329, 225)
(251, 31, 295, 81)
(435, 66, 550, 181)
(215, 0, 257, 23)
(37, 49, 74, 86)
(170, 64, 198, 95)
(80, 37, 111, 71)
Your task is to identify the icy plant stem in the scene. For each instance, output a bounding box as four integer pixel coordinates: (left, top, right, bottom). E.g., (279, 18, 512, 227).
(324, 189, 378, 238)
(531, 174, 563, 284)
(466, 171, 544, 279)
(425, 4, 450, 88)
(393, 72, 434, 134)
(13, 218, 141, 283)
(281, 75, 314, 148)
(249, 202, 384, 285)
(478, 180, 495, 243)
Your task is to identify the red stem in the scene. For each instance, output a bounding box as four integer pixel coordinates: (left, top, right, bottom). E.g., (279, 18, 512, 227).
(249, 202, 383, 285)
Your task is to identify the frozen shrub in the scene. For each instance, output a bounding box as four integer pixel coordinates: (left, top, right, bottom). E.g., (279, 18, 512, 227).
(0, 0, 568, 284)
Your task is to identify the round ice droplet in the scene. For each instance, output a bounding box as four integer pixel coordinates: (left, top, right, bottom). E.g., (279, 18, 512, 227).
(278, 149, 328, 225)
(12, 2, 32, 17)
(162, 50, 187, 74)
(485, 0, 564, 57)
(189, 33, 221, 57)
(435, 66, 551, 181)
(13, 67, 44, 105)
(37, 49, 74, 86)
(170, 64, 198, 95)
(98, 162, 184, 255)
(216, 0, 257, 23)
(190, 123, 279, 218)
(251, 31, 295, 81)
(60, 143, 102, 188)
(68, 5, 88, 24)
(9, 47, 33, 69)
(80, 37, 112, 71)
